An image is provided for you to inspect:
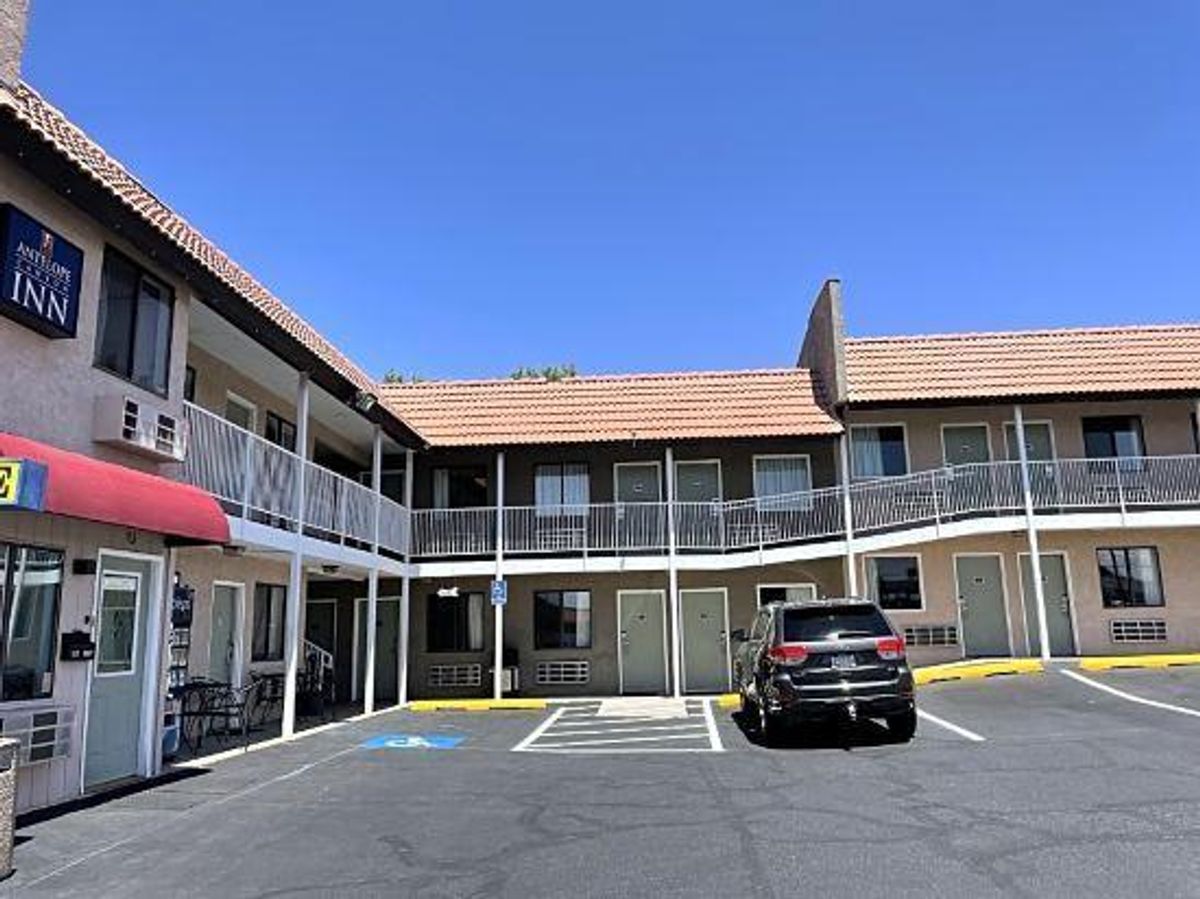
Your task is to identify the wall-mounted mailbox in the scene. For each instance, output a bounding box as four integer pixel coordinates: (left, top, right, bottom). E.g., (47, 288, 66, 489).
(60, 631, 96, 662)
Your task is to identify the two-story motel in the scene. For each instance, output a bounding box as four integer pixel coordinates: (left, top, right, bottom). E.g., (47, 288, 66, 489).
(2, 9, 1200, 813)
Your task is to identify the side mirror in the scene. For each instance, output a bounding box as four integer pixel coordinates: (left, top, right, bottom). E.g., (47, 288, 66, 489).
(730, 628, 748, 643)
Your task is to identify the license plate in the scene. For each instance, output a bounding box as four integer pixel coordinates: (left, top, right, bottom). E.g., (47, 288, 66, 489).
(831, 653, 857, 670)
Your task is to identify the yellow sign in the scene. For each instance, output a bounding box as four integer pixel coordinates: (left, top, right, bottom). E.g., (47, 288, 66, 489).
(0, 459, 20, 505)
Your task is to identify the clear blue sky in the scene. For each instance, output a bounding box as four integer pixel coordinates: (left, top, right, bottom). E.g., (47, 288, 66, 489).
(23, 2, 1200, 380)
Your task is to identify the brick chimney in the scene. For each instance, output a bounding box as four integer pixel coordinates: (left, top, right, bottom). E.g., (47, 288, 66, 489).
(0, 0, 29, 89)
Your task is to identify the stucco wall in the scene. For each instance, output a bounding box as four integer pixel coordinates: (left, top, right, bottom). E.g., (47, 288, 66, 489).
(0, 154, 192, 470)
(847, 399, 1199, 473)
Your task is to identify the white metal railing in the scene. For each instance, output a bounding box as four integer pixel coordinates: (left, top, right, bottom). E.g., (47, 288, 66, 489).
(304, 639, 335, 700)
(180, 402, 410, 553)
(408, 454, 1200, 558)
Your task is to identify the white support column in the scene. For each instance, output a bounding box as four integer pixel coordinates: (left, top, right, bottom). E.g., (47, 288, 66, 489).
(839, 431, 859, 596)
(665, 445, 682, 698)
(398, 448, 415, 705)
(493, 450, 506, 700)
(363, 425, 383, 714)
(282, 372, 310, 739)
(1015, 404, 1052, 662)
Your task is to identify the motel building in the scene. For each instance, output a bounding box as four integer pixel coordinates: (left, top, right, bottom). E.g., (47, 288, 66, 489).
(2, 5, 1200, 815)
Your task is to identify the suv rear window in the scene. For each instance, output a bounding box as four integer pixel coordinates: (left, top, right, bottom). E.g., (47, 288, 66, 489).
(781, 606, 892, 642)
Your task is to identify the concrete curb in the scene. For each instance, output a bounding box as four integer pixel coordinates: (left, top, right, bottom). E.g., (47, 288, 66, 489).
(407, 699, 548, 712)
(1079, 653, 1200, 672)
(913, 658, 1044, 685)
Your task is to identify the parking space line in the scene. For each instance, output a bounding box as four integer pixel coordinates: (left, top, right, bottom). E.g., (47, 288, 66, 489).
(535, 732, 716, 748)
(916, 708, 986, 742)
(702, 697, 725, 752)
(536, 723, 708, 739)
(512, 707, 568, 752)
(1061, 668, 1200, 719)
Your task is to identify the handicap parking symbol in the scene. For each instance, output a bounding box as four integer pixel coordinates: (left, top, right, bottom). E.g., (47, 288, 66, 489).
(361, 733, 464, 751)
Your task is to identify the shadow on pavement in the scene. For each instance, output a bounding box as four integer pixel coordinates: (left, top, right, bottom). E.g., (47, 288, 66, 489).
(730, 709, 906, 750)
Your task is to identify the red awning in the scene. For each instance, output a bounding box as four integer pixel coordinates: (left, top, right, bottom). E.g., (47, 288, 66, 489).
(0, 432, 229, 545)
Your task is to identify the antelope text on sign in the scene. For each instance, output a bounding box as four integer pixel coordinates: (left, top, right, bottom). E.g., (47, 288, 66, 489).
(360, 734, 464, 751)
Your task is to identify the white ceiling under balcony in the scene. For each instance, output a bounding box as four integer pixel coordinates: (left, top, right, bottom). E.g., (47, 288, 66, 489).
(188, 301, 400, 457)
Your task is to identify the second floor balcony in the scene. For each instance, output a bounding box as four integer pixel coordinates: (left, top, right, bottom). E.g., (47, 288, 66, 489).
(174, 401, 1200, 563)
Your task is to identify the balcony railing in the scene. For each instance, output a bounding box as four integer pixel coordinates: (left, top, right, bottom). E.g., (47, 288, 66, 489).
(407, 455, 1200, 559)
(180, 402, 409, 556)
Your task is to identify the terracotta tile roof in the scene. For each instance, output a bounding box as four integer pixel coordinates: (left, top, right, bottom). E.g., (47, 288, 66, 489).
(380, 368, 841, 446)
(845, 324, 1200, 404)
(1, 82, 380, 397)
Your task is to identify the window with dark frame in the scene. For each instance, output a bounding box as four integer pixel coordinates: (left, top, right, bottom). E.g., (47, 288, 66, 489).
(850, 425, 908, 479)
(1082, 416, 1145, 459)
(866, 556, 923, 610)
(0, 543, 64, 702)
(534, 590, 592, 649)
(432, 467, 489, 509)
(265, 411, 297, 452)
(94, 248, 175, 397)
(251, 583, 287, 661)
(183, 365, 196, 403)
(1097, 547, 1164, 608)
(426, 592, 485, 652)
(534, 463, 589, 517)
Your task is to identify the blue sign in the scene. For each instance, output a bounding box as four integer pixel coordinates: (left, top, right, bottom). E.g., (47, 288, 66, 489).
(490, 579, 507, 606)
(0, 458, 47, 511)
(1, 205, 83, 340)
(361, 734, 464, 751)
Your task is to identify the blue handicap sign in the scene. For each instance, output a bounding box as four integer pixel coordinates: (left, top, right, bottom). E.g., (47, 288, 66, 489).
(361, 734, 464, 751)
(490, 579, 507, 606)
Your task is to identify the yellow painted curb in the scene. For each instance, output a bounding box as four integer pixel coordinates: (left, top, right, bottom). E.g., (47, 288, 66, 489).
(1080, 653, 1200, 672)
(408, 699, 548, 712)
(717, 693, 742, 710)
(914, 658, 1044, 686)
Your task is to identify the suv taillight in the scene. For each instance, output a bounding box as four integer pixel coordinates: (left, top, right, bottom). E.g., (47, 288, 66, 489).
(876, 635, 906, 661)
(768, 643, 809, 664)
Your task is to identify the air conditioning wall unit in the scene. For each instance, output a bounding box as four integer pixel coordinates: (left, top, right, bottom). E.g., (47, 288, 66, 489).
(93, 395, 188, 462)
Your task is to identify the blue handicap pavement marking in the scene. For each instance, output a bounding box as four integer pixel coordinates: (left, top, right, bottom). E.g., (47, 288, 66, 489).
(361, 734, 464, 751)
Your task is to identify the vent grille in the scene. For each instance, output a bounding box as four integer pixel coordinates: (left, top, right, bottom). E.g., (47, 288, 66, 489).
(1110, 620, 1168, 643)
(904, 625, 959, 647)
(536, 661, 590, 685)
(428, 664, 482, 688)
(0, 707, 74, 765)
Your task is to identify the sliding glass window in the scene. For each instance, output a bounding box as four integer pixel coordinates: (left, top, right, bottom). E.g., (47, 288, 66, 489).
(0, 544, 64, 701)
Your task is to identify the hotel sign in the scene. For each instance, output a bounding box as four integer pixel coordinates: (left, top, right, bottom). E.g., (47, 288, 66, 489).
(1, 204, 83, 339)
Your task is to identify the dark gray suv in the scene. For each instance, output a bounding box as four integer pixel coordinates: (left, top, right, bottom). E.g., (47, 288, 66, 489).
(732, 598, 916, 743)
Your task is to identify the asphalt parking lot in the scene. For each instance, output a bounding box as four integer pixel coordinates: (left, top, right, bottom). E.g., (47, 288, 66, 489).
(10, 665, 1200, 898)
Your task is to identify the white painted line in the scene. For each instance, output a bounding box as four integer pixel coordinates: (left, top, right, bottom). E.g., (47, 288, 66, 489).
(534, 732, 713, 748)
(552, 715, 693, 728)
(536, 723, 709, 739)
(511, 706, 568, 752)
(1061, 668, 1200, 718)
(916, 708, 986, 742)
(530, 747, 719, 754)
(703, 699, 725, 752)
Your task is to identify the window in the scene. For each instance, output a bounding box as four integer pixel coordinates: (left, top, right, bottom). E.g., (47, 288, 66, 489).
(1083, 416, 1144, 459)
(224, 393, 257, 433)
(0, 544, 63, 700)
(432, 467, 489, 509)
(757, 584, 818, 606)
(753, 456, 812, 510)
(534, 464, 589, 516)
(782, 605, 892, 642)
(427, 592, 485, 652)
(96, 572, 139, 675)
(851, 426, 908, 479)
(534, 591, 592, 649)
(1097, 547, 1164, 608)
(94, 249, 174, 396)
(251, 584, 287, 661)
(183, 366, 196, 403)
(265, 411, 297, 452)
(866, 556, 923, 610)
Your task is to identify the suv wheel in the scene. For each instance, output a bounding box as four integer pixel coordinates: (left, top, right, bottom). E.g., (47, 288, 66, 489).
(756, 687, 783, 746)
(887, 709, 917, 743)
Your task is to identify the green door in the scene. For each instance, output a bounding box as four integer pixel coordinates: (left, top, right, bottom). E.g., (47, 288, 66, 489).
(955, 555, 1011, 658)
(681, 589, 729, 694)
(619, 591, 667, 695)
(943, 425, 991, 466)
(86, 556, 154, 789)
(357, 599, 400, 704)
(208, 585, 238, 683)
(1021, 555, 1075, 657)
